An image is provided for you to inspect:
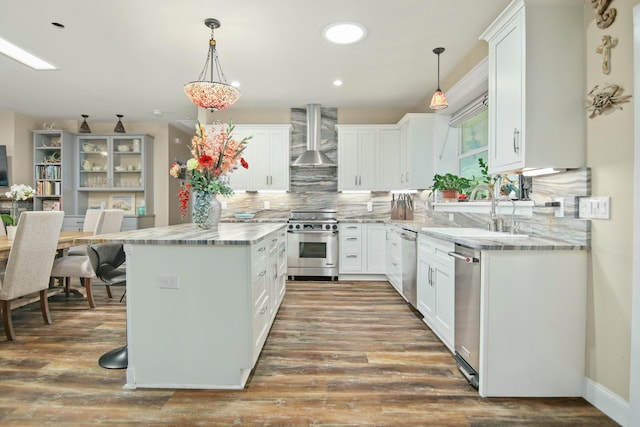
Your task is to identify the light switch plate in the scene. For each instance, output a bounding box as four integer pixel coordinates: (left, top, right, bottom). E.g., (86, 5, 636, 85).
(578, 196, 611, 219)
(158, 276, 179, 289)
(367, 201, 373, 212)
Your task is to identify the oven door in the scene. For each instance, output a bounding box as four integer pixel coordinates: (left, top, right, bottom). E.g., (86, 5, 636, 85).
(287, 230, 338, 270)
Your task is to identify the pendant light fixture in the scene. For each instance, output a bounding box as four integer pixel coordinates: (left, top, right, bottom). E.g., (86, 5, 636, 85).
(79, 114, 91, 133)
(429, 47, 448, 110)
(184, 18, 241, 112)
(113, 114, 126, 133)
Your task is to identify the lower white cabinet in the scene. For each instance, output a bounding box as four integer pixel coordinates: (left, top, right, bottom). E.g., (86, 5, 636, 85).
(339, 223, 386, 279)
(385, 226, 402, 292)
(417, 235, 455, 352)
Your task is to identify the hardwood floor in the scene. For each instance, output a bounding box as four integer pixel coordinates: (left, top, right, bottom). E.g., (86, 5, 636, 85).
(0, 280, 615, 426)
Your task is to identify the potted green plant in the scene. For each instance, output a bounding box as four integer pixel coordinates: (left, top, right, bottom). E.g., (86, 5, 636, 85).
(432, 173, 471, 200)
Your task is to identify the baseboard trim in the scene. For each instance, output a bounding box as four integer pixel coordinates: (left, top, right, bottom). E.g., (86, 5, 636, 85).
(583, 376, 629, 426)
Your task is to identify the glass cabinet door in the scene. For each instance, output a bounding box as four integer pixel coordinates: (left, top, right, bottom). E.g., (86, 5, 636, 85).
(78, 137, 109, 189)
(112, 137, 143, 190)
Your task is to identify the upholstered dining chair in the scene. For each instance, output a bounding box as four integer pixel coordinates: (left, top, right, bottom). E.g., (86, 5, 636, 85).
(87, 243, 128, 368)
(68, 209, 124, 256)
(50, 209, 124, 308)
(0, 211, 65, 340)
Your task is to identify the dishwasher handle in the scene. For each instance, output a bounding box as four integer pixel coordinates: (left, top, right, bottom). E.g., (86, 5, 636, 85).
(448, 251, 479, 264)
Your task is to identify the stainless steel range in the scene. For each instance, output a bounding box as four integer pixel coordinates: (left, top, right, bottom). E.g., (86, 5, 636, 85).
(287, 209, 339, 280)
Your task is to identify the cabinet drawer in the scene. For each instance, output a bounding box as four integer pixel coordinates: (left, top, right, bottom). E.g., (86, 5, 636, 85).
(252, 240, 269, 264)
(341, 253, 362, 271)
(341, 235, 361, 252)
(340, 224, 362, 236)
(419, 235, 454, 266)
(251, 263, 268, 306)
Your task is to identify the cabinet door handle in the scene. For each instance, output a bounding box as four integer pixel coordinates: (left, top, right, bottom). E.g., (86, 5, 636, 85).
(406, 172, 410, 182)
(346, 255, 358, 258)
(359, 175, 362, 186)
(346, 237, 358, 241)
(259, 270, 266, 276)
(400, 174, 404, 183)
(355, 175, 358, 186)
(513, 128, 520, 154)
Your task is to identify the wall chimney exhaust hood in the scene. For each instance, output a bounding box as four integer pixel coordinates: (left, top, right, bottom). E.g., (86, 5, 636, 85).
(292, 104, 336, 167)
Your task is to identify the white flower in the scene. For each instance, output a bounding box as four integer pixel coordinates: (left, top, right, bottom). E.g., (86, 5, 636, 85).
(5, 184, 35, 201)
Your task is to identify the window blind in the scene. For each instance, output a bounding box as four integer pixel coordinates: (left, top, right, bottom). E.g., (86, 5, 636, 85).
(448, 92, 488, 128)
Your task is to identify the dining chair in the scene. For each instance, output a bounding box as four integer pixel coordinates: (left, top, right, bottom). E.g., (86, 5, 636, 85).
(87, 243, 128, 369)
(0, 211, 65, 340)
(68, 209, 123, 256)
(50, 209, 124, 308)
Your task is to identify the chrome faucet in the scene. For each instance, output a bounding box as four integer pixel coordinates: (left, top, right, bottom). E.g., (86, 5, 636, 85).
(496, 197, 517, 233)
(470, 184, 499, 231)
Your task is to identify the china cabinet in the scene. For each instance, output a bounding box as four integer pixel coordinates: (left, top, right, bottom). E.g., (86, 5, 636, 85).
(33, 130, 75, 212)
(480, 0, 585, 174)
(75, 134, 153, 215)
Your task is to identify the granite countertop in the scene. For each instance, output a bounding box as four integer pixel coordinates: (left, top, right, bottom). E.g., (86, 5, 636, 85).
(76, 223, 286, 246)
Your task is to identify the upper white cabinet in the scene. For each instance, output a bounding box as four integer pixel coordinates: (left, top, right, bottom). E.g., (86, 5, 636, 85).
(229, 125, 290, 191)
(336, 126, 378, 191)
(337, 116, 434, 192)
(397, 113, 435, 190)
(480, 0, 585, 174)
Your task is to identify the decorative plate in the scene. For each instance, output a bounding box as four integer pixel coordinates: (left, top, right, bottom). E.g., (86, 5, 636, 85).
(234, 213, 255, 219)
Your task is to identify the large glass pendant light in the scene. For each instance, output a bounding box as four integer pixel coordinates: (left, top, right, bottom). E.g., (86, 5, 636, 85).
(183, 18, 241, 112)
(429, 47, 449, 110)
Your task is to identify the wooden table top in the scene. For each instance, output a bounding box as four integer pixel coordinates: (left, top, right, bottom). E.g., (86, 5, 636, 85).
(0, 231, 94, 261)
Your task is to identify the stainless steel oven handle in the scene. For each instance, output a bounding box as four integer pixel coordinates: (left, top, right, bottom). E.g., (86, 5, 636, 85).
(287, 230, 338, 235)
(447, 251, 479, 263)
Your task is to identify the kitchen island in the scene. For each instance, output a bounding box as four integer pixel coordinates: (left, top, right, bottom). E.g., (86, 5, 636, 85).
(79, 223, 287, 389)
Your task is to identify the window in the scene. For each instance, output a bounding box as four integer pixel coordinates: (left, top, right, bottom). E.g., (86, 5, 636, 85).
(458, 109, 488, 180)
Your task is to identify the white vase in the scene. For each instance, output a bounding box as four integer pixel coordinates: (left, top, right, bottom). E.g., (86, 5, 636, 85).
(6, 225, 17, 241)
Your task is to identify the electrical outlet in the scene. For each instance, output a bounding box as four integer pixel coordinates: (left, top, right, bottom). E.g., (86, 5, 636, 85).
(221, 201, 227, 209)
(554, 197, 564, 218)
(448, 213, 454, 222)
(367, 201, 373, 212)
(158, 276, 179, 289)
(578, 196, 611, 219)
(264, 201, 270, 209)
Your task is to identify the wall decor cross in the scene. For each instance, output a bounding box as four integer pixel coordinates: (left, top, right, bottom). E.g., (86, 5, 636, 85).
(596, 35, 618, 74)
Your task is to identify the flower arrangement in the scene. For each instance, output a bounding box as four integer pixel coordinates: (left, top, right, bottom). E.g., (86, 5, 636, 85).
(2, 184, 35, 226)
(170, 121, 251, 218)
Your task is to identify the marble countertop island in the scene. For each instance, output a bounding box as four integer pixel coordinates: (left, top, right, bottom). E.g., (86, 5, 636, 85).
(77, 222, 285, 246)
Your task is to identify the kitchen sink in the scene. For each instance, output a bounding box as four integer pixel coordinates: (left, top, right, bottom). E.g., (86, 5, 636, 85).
(421, 227, 529, 238)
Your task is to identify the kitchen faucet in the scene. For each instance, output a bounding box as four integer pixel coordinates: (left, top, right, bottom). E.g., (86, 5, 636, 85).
(496, 197, 518, 234)
(469, 184, 500, 231)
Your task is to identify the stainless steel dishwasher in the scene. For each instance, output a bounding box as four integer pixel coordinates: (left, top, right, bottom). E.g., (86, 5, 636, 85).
(449, 243, 481, 389)
(399, 228, 417, 308)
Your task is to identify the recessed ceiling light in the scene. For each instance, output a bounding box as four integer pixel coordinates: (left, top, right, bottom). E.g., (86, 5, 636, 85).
(230, 81, 240, 88)
(333, 80, 343, 86)
(0, 37, 58, 70)
(323, 22, 367, 44)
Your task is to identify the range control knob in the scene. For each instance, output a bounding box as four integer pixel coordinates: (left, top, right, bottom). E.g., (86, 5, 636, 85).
(332, 224, 338, 230)
(288, 224, 293, 230)
(325, 224, 331, 230)
(295, 224, 301, 229)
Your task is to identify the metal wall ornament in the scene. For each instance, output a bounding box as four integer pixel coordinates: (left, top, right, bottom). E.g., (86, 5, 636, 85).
(585, 84, 631, 118)
(591, 0, 617, 29)
(596, 35, 617, 75)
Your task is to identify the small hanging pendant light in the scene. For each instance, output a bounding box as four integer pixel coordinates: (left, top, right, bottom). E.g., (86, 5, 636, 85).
(79, 114, 91, 133)
(114, 114, 126, 133)
(429, 47, 449, 110)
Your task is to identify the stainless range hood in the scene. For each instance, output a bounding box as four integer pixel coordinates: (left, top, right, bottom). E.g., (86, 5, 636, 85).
(292, 104, 337, 167)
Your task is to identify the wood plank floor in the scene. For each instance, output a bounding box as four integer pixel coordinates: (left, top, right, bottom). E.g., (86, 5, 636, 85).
(0, 280, 616, 426)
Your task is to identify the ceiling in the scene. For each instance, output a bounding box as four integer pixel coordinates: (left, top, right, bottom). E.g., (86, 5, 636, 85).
(0, 0, 511, 127)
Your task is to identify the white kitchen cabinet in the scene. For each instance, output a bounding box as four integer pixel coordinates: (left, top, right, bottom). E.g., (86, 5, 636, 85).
(478, 249, 586, 397)
(385, 226, 402, 293)
(397, 113, 435, 190)
(378, 127, 401, 190)
(336, 126, 378, 191)
(417, 234, 455, 352)
(339, 223, 387, 279)
(480, 0, 585, 174)
(62, 214, 154, 232)
(224, 125, 290, 192)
